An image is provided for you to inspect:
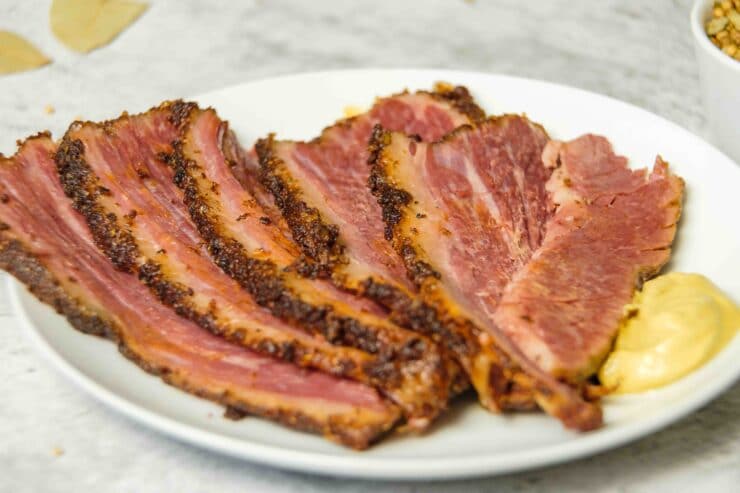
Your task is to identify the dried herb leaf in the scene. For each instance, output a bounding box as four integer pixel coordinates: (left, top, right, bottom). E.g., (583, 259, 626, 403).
(50, 0, 148, 53)
(0, 31, 51, 75)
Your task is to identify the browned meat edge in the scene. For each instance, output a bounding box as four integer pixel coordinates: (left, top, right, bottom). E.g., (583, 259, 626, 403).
(54, 134, 222, 330)
(53, 104, 452, 426)
(367, 125, 603, 428)
(54, 116, 315, 368)
(367, 126, 456, 284)
(256, 133, 342, 278)
(0, 237, 110, 337)
(163, 106, 455, 421)
(255, 85, 486, 279)
(0, 236, 394, 447)
(256, 136, 473, 396)
(428, 83, 486, 123)
(167, 139, 408, 362)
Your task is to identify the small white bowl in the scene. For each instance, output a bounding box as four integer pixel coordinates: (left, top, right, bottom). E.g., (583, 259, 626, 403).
(691, 0, 740, 164)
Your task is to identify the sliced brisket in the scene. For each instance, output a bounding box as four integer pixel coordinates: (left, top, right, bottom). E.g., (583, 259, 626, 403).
(228, 144, 289, 231)
(166, 103, 458, 426)
(370, 121, 684, 430)
(54, 103, 449, 426)
(0, 135, 399, 449)
(257, 85, 483, 290)
(256, 85, 483, 397)
(369, 115, 555, 412)
(494, 135, 684, 379)
(368, 117, 602, 429)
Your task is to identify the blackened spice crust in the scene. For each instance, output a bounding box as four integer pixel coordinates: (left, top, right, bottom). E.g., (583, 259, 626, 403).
(256, 134, 343, 277)
(167, 139, 394, 357)
(0, 237, 110, 337)
(428, 83, 486, 123)
(168, 110, 457, 423)
(366, 122, 545, 412)
(367, 125, 441, 287)
(0, 236, 393, 449)
(55, 136, 139, 273)
(53, 101, 453, 426)
(53, 106, 366, 388)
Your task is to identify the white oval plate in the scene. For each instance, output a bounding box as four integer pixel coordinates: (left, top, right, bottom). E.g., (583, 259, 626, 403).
(9, 69, 740, 481)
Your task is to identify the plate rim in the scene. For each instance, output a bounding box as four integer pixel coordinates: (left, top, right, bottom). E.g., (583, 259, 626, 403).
(8, 68, 740, 481)
(12, 275, 740, 480)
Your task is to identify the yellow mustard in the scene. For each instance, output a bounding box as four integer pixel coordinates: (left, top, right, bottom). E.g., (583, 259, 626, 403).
(599, 273, 740, 394)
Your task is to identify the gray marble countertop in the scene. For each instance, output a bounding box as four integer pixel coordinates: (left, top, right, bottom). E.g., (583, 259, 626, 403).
(1, 1, 738, 491)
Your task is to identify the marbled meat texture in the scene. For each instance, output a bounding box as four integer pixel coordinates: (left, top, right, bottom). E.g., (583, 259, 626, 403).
(54, 102, 450, 426)
(0, 135, 399, 449)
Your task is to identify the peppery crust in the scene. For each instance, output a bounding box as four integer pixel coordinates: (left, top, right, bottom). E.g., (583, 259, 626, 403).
(367, 127, 441, 286)
(360, 277, 472, 396)
(426, 83, 486, 124)
(256, 133, 343, 277)
(169, 138, 384, 355)
(255, 84, 486, 278)
(53, 102, 454, 425)
(165, 106, 456, 423)
(0, 235, 395, 449)
(366, 123, 539, 411)
(0, 237, 111, 338)
(55, 136, 139, 273)
(367, 122, 605, 428)
(54, 106, 357, 380)
(254, 85, 489, 400)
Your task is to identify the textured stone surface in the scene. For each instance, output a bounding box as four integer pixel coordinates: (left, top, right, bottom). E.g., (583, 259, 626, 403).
(1, 0, 738, 491)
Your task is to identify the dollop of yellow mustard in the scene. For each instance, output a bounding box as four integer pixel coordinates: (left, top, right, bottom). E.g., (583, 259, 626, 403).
(599, 273, 740, 394)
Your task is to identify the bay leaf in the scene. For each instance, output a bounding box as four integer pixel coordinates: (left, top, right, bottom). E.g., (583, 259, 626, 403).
(50, 0, 148, 53)
(0, 31, 51, 75)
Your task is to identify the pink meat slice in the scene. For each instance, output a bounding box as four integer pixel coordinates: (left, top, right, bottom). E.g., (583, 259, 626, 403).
(0, 136, 399, 449)
(189, 108, 384, 314)
(228, 144, 290, 231)
(259, 88, 482, 293)
(176, 106, 457, 425)
(412, 116, 552, 322)
(370, 121, 683, 431)
(368, 116, 604, 427)
(494, 135, 684, 378)
(55, 107, 412, 406)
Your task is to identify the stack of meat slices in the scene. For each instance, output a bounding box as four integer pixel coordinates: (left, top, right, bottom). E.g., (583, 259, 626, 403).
(0, 83, 684, 449)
